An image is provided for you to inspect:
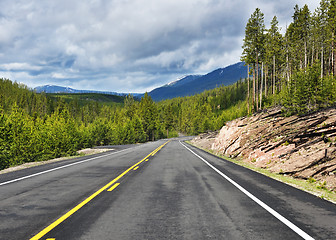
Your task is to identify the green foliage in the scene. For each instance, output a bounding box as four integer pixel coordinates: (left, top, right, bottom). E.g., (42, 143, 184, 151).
(280, 62, 336, 114)
(308, 177, 316, 183)
(241, 8, 265, 65)
(48, 93, 124, 107)
(0, 77, 249, 170)
(139, 93, 158, 141)
(317, 180, 328, 190)
(158, 80, 247, 135)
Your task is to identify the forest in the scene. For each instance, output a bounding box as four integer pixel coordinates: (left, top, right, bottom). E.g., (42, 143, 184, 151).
(242, 0, 336, 114)
(0, 78, 246, 170)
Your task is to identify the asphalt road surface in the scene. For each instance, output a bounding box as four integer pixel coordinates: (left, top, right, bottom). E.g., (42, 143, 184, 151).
(0, 139, 336, 240)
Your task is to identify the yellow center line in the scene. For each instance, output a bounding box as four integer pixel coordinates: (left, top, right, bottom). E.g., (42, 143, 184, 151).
(30, 141, 170, 240)
(133, 166, 139, 171)
(107, 183, 120, 192)
(151, 145, 164, 156)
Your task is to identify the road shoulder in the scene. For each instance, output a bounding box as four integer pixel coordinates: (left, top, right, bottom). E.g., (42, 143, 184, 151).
(185, 140, 336, 204)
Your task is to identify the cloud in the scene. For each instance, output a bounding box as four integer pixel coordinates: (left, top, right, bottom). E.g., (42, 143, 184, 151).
(0, 0, 320, 93)
(0, 62, 42, 71)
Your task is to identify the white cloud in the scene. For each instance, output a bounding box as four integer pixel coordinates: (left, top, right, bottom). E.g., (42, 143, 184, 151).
(0, 63, 41, 71)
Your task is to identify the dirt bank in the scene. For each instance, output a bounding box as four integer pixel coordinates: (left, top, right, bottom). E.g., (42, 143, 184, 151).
(191, 107, 336, 191)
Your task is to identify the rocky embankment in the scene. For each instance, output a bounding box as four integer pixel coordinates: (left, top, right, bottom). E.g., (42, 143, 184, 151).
(191, 107, 336, 191)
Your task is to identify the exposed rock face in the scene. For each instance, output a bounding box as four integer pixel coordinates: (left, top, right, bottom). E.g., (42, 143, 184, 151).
(194, 107, 336, 191)
(190, 131, 218, 150)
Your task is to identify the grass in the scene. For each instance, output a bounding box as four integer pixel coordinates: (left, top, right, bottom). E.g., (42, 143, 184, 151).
(186, 141, 336, 204)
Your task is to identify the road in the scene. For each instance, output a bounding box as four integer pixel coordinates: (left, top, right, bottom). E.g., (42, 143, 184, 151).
(0, 139, 336, 239)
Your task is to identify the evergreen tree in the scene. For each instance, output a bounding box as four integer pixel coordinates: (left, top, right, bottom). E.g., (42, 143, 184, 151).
(139, 93, 157, 141)
(241, 8, 265, 111)
(265, 16, 284, 95)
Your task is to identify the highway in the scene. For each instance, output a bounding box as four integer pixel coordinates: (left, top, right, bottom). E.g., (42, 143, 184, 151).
(0, 139, 336, 239)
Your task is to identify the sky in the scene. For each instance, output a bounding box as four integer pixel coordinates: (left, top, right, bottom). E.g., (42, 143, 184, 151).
(0, 0, 320, 93)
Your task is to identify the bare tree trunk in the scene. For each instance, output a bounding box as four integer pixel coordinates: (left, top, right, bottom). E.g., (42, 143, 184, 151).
(321, 46, 324, 79)
(329, 48, 332, 75)
(287, 52, 290, 83)
(256, 52, 259, 111)
(247, 64, 250, 115)
(334, 42, 336, 76)
(256, 63, 259, 111)
(260, 62, 263, 109)
(265, 65, 267, 97)
(304, 41, 307, 69)
(252, 64, 255, 112)
(273, 55, 276, 95)
(253, 64, 256, 112)
(312, 45, 314, 67)
(333, 33, 335, 75)
(270, 70, 274, 95)
(289, 62, 292, 79)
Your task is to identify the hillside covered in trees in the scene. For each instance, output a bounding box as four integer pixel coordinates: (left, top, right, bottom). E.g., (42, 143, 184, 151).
(242, 0, 336, 114)
(0, 77, 246, 170)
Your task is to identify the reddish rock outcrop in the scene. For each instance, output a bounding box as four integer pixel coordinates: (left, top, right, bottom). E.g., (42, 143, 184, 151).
(192, 107, 336, 191)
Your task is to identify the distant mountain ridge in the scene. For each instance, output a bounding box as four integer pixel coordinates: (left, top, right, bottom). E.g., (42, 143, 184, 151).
(34, 85, 142, 97)
(34, 62, 247, 101)
(166, 75, 202, 87)
(147, 62, 247, 101)
(34, 85, 116, 95)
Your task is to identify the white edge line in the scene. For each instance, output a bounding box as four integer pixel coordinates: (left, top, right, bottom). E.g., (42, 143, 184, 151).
(179, 141, 314, 240)
(0, 148, 131, 186)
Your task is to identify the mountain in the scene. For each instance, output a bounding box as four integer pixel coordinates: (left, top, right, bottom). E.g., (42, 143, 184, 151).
(166, 75, 203, 88)
(34, 85, 143, 97)
(34, 85, 119, 95)
(148, 62, 247, 101)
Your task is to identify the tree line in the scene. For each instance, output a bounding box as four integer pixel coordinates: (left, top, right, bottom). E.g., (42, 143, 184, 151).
(242, 0, 336, 114)
(0, 77, 247, 170)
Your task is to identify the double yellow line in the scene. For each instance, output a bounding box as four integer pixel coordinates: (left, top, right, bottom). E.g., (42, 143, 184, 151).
(30, 141, 169, 240)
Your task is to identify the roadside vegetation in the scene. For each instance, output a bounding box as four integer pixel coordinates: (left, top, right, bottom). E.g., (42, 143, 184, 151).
(0, 78, 246, 170)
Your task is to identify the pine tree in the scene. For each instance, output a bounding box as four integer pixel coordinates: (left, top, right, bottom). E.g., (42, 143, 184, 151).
(286, 5, 311, 71)
(265, 16, 284, 95)
(164, 104, 174, 137)
(241, 8, 265, 112)
(313, 0, 331, 77)
(139, 93, 157, 141)
(300, 5, 311, 69)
